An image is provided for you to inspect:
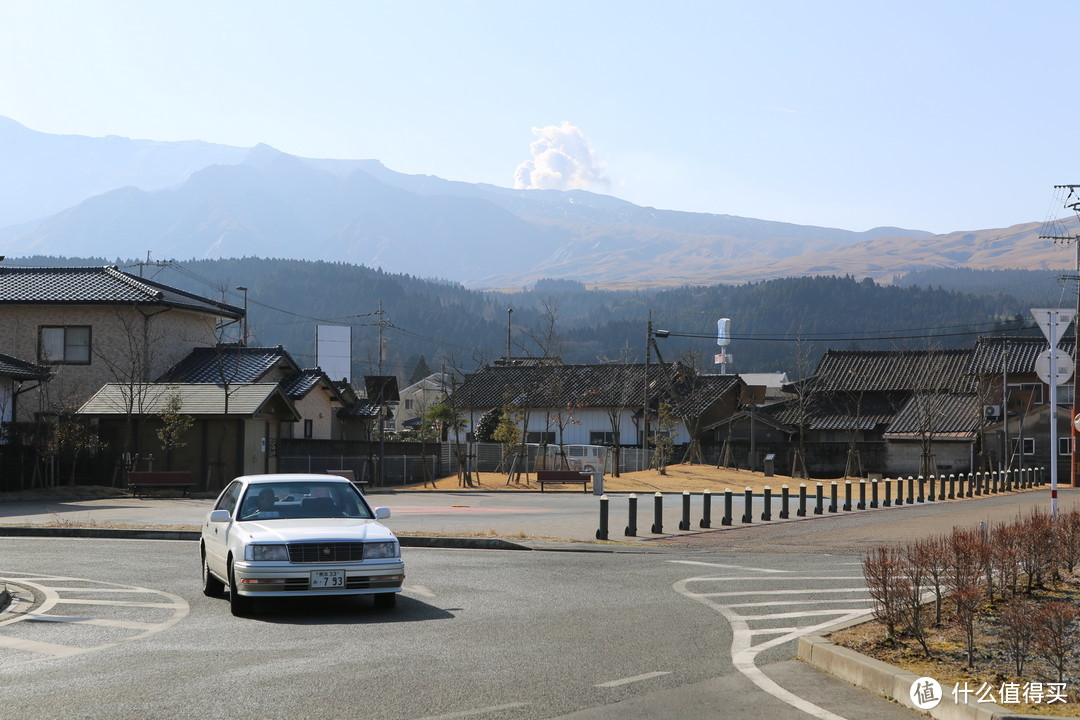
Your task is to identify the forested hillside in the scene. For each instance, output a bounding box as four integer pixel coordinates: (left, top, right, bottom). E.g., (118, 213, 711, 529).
(12, 257, 1037, 381)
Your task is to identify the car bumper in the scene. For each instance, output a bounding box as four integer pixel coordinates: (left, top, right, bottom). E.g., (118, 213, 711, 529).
(232, 560, 405, 597)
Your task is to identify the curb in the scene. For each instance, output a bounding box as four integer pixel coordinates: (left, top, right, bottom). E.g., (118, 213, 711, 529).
(0, 525, 530, 550)
(797, 617, 1069, 720)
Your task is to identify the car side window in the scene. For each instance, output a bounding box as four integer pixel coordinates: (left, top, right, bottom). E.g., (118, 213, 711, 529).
(215, 481, 243, 514)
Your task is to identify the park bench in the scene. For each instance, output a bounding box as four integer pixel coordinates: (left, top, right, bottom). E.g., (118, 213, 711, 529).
(127, 471, 195, 498)
(536, 470, 591, 492)
(325, 469, 369, 490)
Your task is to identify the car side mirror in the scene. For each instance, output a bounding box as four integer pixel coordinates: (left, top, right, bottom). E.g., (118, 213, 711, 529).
(374, 507, 391, 520)
(209, 509, 232, 523)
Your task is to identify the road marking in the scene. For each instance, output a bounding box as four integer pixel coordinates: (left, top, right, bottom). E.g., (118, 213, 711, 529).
(414, 702, 528, 719)
(668, 560, 788, 573)
(0, 634, 87, 657)
(674, 564, 874, 720)
(26, 614, 164, 630)
(0, 573, 189, 666)
(595, 671, 671, 688)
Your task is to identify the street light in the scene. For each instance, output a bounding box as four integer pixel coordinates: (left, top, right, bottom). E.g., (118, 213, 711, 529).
(235, 286, 248, 346)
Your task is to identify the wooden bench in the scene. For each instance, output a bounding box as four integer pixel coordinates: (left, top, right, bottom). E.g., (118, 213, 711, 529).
(127, 471, 195, 498)
(325, 469, 369, 490)
(536, 470, 591, 492)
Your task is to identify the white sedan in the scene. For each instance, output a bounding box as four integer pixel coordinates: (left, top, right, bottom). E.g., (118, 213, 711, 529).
(200, 474, 405, 616)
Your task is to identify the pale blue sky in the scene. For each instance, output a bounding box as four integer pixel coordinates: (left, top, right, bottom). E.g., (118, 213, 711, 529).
(2, 0, 1076, 234)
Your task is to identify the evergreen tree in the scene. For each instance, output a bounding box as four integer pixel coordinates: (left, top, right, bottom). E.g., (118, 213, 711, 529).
(409, 355, 432, 385)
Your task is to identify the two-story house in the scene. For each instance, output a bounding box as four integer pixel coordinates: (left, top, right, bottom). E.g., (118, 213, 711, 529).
(0, 265, 244, 423)
(717, 348, 978, 477)
(968, 335, 1076, 480)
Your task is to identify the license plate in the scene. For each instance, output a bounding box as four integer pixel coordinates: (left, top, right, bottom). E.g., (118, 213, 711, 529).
(310, 570, 345, 588)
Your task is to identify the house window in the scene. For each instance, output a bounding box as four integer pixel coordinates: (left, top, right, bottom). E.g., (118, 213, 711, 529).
(39, 326, 91, 364)
(403, 399, 414, 410)
(303, 419, 313, 439)
(590, 431, 616, 445)
(1056, 384, 1074, 405)
(526, 431, 555, 444)
(1013, 437, 1036, 456)
(1008, 383, 1044, 405)
(1061, 437, 1073, 456)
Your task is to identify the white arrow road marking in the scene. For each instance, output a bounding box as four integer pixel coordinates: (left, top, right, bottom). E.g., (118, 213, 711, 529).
(595, 671, 671, 688)
(674, 562, 874, 720)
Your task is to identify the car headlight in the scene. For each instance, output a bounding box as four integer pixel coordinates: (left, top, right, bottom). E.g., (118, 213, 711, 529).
(245, 544, 290, 561)
(365, 541, 400, 559)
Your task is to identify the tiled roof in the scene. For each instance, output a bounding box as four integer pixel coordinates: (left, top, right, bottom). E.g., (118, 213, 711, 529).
(884, 393, 980, 438)
(157, 346, 298, 383)
(0, 353, 51, 381)
(448, 363, 742, 415)
(763, 397, 898, 431)
(969, 336, 1076, 375)
(339, 399, 382, 419)
(798, 349, 974, 393)
(282, 369, 326, 399)
(78, 383, 300, 419)
(0, 266, 243, 317)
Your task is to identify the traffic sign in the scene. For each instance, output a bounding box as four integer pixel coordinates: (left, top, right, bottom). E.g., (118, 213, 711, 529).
(1031, 308, 1076, 342)
(1036, 349, 1074, 385)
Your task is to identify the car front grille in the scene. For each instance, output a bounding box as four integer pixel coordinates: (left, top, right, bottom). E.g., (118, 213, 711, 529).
(286, 542, 365, 563)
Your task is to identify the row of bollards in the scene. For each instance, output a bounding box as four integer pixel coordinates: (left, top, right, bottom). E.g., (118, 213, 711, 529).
(596, 467, 1047, 539)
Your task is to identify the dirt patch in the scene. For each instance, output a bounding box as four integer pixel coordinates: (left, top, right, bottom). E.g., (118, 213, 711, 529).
(830, 580, 1080, 716)
(399, 465, 803, 493)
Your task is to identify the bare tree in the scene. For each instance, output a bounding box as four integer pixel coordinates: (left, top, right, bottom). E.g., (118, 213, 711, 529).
(863, 546, 908, 640)
(595, 346, 638, 478)
(1035, 601, 1079, 683)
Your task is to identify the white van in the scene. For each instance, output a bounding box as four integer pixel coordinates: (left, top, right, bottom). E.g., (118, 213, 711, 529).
(530, 444, 607, 473)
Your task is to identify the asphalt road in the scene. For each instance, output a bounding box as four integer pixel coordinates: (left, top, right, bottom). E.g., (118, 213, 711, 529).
(0, 537, 921, 720)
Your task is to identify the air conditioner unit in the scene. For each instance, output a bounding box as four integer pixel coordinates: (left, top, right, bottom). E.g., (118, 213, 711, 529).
(984, 405, 1002, 419)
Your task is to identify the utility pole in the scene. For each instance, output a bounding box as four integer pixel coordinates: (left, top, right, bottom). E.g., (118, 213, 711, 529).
(506, 308, 513, 362)
(642, 310, 652, 471)
(1039, 185, 1080, 488)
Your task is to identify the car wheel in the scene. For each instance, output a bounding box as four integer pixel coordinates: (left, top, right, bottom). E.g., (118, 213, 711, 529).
(202, 548, 225, 598)
(228, 560, 253, 617)
(373, 592, 397, 609)
(583, 465, 596, 472)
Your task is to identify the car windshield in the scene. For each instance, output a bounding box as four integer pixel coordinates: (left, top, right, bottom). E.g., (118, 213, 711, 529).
(237, 482, 373, 521)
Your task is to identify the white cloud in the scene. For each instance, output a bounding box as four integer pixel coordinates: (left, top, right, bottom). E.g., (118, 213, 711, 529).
(514, 121, 608, 191)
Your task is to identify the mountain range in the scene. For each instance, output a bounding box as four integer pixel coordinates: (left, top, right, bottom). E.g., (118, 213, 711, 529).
(0, 116, 1069, 288)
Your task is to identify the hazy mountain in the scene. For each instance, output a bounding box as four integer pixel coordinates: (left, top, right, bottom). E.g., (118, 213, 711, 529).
(1, 117, 1063, 288)
(0, 116, 249, 226)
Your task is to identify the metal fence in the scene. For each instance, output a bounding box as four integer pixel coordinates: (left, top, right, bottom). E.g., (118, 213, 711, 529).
(276, 453, 440, 486)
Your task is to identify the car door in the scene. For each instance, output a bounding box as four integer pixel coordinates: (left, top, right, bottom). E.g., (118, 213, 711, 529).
(204, 480, 243, 576)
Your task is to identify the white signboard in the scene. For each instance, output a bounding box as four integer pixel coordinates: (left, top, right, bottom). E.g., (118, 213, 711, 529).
(1031, 308, 1076, 342)
(1036, 349, 1074, 385)
(316, 325, 352, 383)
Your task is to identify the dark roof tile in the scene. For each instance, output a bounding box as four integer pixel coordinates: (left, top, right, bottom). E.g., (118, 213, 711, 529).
(0, 266, 243, 317)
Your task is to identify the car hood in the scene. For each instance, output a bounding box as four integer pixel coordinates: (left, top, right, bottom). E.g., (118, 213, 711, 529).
(237, 518, 397, 544)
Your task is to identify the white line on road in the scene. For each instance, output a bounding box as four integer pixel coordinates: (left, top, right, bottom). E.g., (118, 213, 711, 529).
(726, 598, 871, 608)
(414, 702, 528, 719)
(406, 584, 437, 598)
(595, 671, 671, 688)
(667, 560, 788, 573)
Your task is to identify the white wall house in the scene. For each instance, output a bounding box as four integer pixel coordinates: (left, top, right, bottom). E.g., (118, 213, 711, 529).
(447, 362, 744, 449)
